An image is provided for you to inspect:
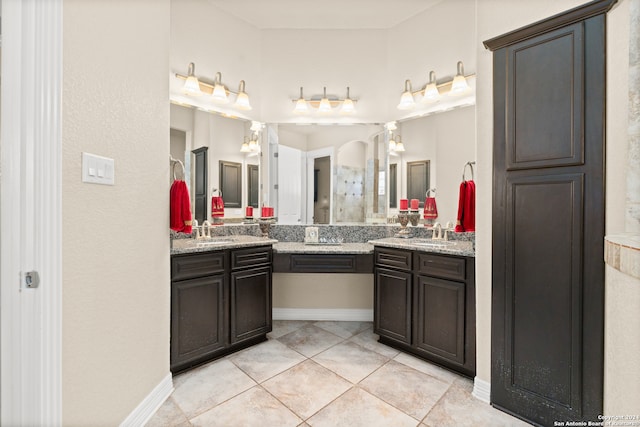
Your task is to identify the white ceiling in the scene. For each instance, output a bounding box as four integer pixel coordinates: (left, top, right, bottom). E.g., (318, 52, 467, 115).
(206, 0, 444, 30)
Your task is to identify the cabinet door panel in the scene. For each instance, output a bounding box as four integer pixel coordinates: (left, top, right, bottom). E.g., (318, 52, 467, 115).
(374, 267, 412, 344)
(171, 274, 227, 371)
(230, 266, 272, 344)
(414, 275, 465, 365)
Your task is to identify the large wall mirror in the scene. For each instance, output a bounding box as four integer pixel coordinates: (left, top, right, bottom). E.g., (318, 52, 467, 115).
(170, 103, 261, 222)
(271, 124, 387, 225)
(266, 105, 476, 226)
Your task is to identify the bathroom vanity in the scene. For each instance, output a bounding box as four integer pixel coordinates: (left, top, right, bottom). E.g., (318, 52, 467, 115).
(170, 236, 276, 373)
(369, 238, 476, 377)
(170, 226, 476, 377)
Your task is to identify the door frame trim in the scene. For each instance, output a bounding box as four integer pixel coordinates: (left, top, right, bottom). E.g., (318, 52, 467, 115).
(1, 0, 63, 424)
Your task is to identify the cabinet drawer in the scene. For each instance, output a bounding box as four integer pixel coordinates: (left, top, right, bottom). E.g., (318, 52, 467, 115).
(375, 248, 412, 271)
(172, 252, 226, 281)
(273, 253, 373, 273)
(415, 253, 465, 281)
(231, 246, 272, 270)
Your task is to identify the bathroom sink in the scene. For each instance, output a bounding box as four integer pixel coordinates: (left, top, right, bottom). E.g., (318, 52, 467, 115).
(196, 238, 234, 247)
(411, 240, 455, 248)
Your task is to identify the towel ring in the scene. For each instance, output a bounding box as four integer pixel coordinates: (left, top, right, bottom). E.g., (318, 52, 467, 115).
(212, 188, 222, 197)
(172, 159, 185, 181)
(462, 162, 475, 181)
(426, 188, 436, 198)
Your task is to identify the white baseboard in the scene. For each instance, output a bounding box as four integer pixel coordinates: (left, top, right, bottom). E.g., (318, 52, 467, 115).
(120, 372, 173, 427)
(472, 376, 491, 403)
(273, 308, 373, 322)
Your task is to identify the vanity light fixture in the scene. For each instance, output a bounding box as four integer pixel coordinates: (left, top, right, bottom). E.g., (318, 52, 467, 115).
(176, 63, 252, 109)
(240, 137, 251, 153)
(397, 80, 416, 110)
(182, 62, 203, 96)
(449, 61, 470, 95)
(393, 135, 405, 152)
(211, 72, 229, 104)
(318, 87, 332, 113)
(234, 80, 252, 110)
(397, 60, 474, 110)
(340, 87, 356, 114)
(293, 87, 310, 114)
(421, 71, 440, 103)
(292, 86, 357, 114)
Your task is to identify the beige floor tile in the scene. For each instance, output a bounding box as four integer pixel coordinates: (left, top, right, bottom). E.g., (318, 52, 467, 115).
(313, 321, 372, 339)
(422, 379, 531, 427)
(307, 387, 418, 427)
(189, 386, 302, 427)
(144, 397, 190, 427)
(348, 328, 401, 359)
(229, 339, 306, 383)
(393, 351, 461, 385)
(262, 359, 351, 420)
(171, 358, 257, 419)
(312, 341, 389, 383)
(360, 359, 450, 421)
(277, 324, 344, 357)
(268, 320, 312, 339)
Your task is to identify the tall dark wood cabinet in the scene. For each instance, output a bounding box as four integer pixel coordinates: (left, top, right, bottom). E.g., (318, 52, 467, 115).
(192, 147, 208, 223)
(484, 1, 615, 424)
(171, 246, 272, 373)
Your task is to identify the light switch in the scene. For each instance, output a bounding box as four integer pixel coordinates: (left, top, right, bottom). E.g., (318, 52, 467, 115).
(82, 152, 115, 185)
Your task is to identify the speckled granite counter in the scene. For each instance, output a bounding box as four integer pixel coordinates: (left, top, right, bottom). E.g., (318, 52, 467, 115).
(273, 242, 374, 254)
(369, 237, 475, 257)
(171, 235, 277, 255)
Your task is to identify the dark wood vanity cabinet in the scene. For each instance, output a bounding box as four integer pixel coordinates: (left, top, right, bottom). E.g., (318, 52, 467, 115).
(230, 247, 272, 344)
(374, 247, 475, 377)
(171, 246, 272, 373)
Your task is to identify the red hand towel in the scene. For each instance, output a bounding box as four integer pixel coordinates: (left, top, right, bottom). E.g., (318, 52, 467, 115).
(455, 180, 476, 232)
(170, 180, 192, 233)
(455, 181, 467, 232)
(423, 197, 438, 220)
(211, 196, 224, 218)
(464, 180, 475, 231)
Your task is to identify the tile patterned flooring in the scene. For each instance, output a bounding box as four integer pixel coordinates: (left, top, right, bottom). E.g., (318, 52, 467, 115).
(147, 321, 530, 427)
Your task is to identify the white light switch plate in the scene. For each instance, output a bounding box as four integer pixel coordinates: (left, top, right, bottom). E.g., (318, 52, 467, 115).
(82, 152, 115, 185)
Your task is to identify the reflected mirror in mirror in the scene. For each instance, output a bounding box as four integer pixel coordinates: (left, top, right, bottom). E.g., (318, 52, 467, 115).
(273, 123, 386, 225)
(170, 103, 261, 223)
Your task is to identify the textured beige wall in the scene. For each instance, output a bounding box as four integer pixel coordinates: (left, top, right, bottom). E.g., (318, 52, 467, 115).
(475, 0, 629, 386)
(604, 265, 640, 414)
(62, 0, 171, 425)
(273, 274, 373, 309)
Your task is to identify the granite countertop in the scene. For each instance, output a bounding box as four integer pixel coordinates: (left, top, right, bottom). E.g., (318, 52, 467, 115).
(369, 237, 475, 257)
(171, 235, 277, 255)
(273, 242, 374, 254)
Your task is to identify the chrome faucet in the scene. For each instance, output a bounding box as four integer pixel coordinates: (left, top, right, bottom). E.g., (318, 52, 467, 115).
(201, 220, 211, 239)
(432, 222, 442, 240)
